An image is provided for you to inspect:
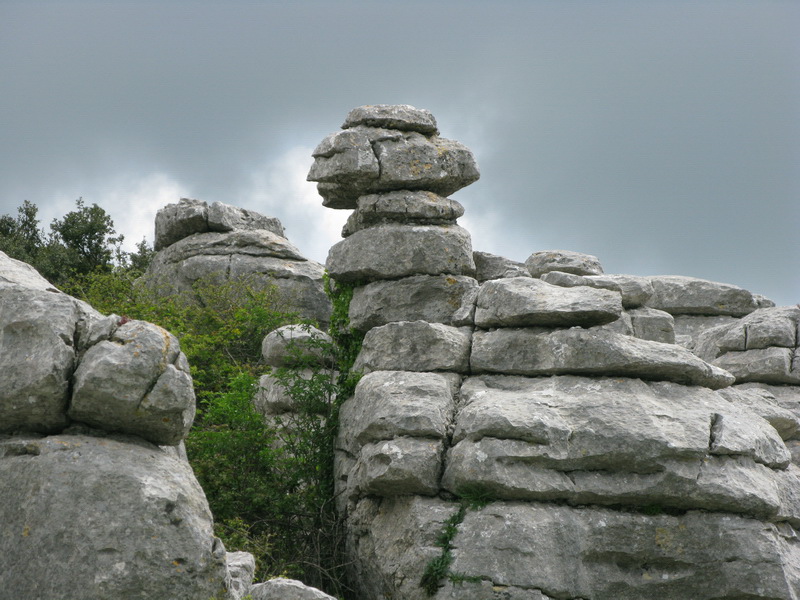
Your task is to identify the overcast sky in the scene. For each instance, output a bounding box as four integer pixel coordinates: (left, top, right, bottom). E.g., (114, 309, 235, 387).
(1, 0, 798, 305)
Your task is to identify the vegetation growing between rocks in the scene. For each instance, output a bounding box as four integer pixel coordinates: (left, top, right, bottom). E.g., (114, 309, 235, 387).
(1, 201, 361, 598)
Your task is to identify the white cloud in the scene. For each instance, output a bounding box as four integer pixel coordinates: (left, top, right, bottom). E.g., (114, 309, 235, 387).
(246, 146, 347, 264)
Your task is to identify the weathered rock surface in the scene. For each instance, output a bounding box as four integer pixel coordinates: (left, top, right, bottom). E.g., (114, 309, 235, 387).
(348, 274, 478, 331)
(155, 197, 285, 250)
(144, 201, 331, 327)
(628, 306, 675, 343)
(250, 577, 337, 600)
(327, 224, 475, 282)
(354, 321, 472, 374)
(261, 324, 333, 368)
(474, 277, 622, 328)
(310, 130, 479, 209)
(526, 249, 604, 278)
(647, 275, 769, 316)
(541, 271, 654, 308)
(0, 434, 229, 600)
(342, 104, 439, 135)
(473, 251, 530, 282)
(226, 551, 256, 600)
(342, 191, 464, 236)
(471, 327, 734, 388)
(448, 503, 800, 600)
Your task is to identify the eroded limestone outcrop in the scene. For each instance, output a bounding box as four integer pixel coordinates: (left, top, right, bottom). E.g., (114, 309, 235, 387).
(143, 198, 331, 327)
(309, 105, 800, 600)
(0, 250, 240, 599)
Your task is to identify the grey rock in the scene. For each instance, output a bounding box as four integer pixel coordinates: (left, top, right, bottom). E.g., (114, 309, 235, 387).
(342, 190, 464, 236)
(540, 271, 654, 309)
(718, 385, 800, 440)
(342, 104, 439, 135)
(736, 383, 800, 436)
(154, 197, 209, 251)
(470, 328, 734, 389)
(326, 224, 475, 282)
(353, 321, 472, 374)
(261, 324, 333, 368)
(0, 282, 78, 434)
(346, 496, 460, 600)
(226, 551, 256, 600)
(70, 320, 196, 446)
(628, 306, 675, 344)
(525, 250, 604, 278)
(0, 249, 60, 291)
(348, 274, 478, 331)
(712, 347, 800, 385)
(255, 368, 329, 417)
(647, 275, 761, 316)
(448, 503, 800, 599)
(142, 231, 331, 327)
(337, 370, 458, 454)
(0, 434, 228, 600)
(207, 201, 284, 237)
(308, 126, 479, 209)
(250, 578, 337, 600)
(436, 581, 551, 600)
(474, 277, 622, 328)
(351, 437, 444, 497)
(473, 251, 530, 282)
(673, 314, 739, 348)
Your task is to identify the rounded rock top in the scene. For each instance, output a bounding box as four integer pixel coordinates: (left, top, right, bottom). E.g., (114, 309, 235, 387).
(342, 104, 439, 136)
(526, 250, 604, 278)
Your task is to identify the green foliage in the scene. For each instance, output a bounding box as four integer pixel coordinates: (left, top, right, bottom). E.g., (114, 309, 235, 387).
(0, 198, 154, 287)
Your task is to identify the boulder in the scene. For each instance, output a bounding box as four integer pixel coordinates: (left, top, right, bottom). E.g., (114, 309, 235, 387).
(474, 277, 622, 328)
(154, 198, 284, 251)
(261, 324, 333, 368)
(0, 434, 229, 600)
(541, 271, 655, 309)
(348, 274, 478, 331)
(693, 306, 799, 361)
(473, 251, 530, 282)
(525, 250, 603, 278)
(226, 551, 256, 600)
(647, 275, 767, 316)
(342, 191, 464, 236)
(326, 224, 475, 282)
(470, 328, 734, 389)
(254, 369, 323, 417)
(250, 577, 337, 600)
(353, 321, 472, 374)
(350, 437, 444, 497)
(342, 104, 439, 135)
(308, 126, 479, 209)
(69, 320, 195, 446)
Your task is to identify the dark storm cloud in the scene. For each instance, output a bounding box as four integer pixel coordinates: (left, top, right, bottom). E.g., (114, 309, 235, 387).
(1, 1, 797, 304)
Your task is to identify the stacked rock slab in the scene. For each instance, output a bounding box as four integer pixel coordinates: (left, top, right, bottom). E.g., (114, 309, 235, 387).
(0, 251, 247, 599)
(310, 106, 800, 599)
(142, 198, 331, 327)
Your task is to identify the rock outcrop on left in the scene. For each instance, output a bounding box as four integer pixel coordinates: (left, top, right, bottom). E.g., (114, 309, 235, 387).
(0, 250, 240, 599)
(142, 198, 331, 327)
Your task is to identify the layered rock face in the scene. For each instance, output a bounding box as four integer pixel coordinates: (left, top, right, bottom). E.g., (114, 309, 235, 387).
(310, 105, 800, 599)
(142, 198, 331, 327)
(0, 251, 238, 599)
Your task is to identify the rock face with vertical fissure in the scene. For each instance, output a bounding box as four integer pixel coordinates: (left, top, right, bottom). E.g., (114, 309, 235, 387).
(311, 105, 800, 600)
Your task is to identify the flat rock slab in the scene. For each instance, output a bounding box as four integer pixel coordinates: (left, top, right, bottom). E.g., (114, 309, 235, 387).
(326, 224, 475, 282)
(647, 275, 766, 316)
(693, 306, 799, 361)
(473, 251, 530, 282)
(342, 104, 439, 135)
(525, 250, 603, 277)
(474, 277, 622, 328)
(353, 321, 472, 374)
(342, 190, 464, 236)
(350, 437, 444, 497)
(628, 306, 675, 344)
(541, 271, 654, 308)
(308, 127, 479, 209)
(471, 328, 734, 389)
(448, 502, 800, 600)
(349, 274, 478, 331)
(713, 347, 800, 385)
(0, 434, 228, 600)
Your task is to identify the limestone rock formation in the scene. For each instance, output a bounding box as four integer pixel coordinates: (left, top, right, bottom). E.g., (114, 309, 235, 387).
(0, 250, 240, 599)
(310, 105, 800, 600)
(143, 198, 331, 327)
